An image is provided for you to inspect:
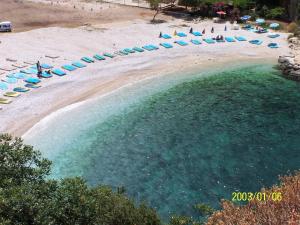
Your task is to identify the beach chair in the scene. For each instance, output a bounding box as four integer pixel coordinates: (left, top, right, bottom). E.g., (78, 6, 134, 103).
(192, 31, 202, 37)
(62, 65, 77, 71)
(52, 68, 67, 76)
(103, 53, 115, 58)
(161, 34, 172, 39)
(268, 34, 280, 38)
(225, 37, 236, 42)
(175, 40, 188, 46)
(191, 39, 201, 45)
(25, 77, 41, 84)
(0, 98, 12, 104)
(142, 45, 154, 51)
(0, 82, 8, 90)
(72, 62, 87, 68)
(25, 83, 41, 89)
(13, 87, 30, 93)
(41, 63, 53, 69)
(133, 47, 144, 52)
(249, 40, 263, 45)
(268, 43, 279, 48)
(203, 38, 216, 44)
(4, 92, 20, 97)
(94, 54, 106, 60)
(148, 44, 159, 50)
(177, 32, 187, 37)
(81, 57, 95, 63)
(2, 78, 17, 84)
(160, 43, 173, 49)
(235, 36, 247, 41)
(124, 48, 135, 54)
(41, 71, 52, 78)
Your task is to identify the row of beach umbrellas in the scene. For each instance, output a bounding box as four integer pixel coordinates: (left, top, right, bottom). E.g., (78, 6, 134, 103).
(240, 15, 280, 29)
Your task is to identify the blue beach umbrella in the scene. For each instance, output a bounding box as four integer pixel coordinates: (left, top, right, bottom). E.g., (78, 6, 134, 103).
(270, 23, 280, 29)
(0, 82, 8, 90)
(241, 15, 251, 21)
(256, 18, 265, 24)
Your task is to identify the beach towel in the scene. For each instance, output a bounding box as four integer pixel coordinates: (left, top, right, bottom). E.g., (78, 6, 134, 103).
(268, 34, 280, 38)
(249, 40, 263, 45)
(0, 82, 8, 90)
(25, 77, 41, 84)
(25, 83, 41, 89)
(81, 57, 95, 63)
(225, 37, 236, 42)
(4, 92, 20, 97)
(94, 54, 106, 60)
(160, 43, 173, 48)
(162, 34, 172, 39)
(2, 77, 17, 84)
(192, 31, 202, 36)
(0, 98, 11, 104)
(133, 47, 144, 52)
(268, 43, 279, 48)
(7, 72, 27, 79)
(72, 62, 87, 68)
(235, 36, 247, 41)
(13, 87, 30, 93)
(191, 39, 201, 45)
(203, 38, 216, 44)
(103, 53, 115, 58)
(177, 32, 187, 37)
(52, 68, 66, 76)
(62, 64, 77, 71)
(175, 40, 188, 46)
(41, 63, 53, 69)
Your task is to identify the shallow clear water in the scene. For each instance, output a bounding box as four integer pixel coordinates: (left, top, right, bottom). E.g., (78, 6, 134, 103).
(26, 64, 300, 220)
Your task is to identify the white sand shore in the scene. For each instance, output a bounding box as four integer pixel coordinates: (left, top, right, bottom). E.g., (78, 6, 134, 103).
(0, 19, 290, 136)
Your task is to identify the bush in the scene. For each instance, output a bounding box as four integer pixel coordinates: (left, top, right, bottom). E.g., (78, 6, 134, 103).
(266, 7, 286, 19)
(287, 22, 299, 33)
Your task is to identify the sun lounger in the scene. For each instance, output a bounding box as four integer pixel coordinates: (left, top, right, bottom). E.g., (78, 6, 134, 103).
(52, 68, 66, 76)
(124, 48, 135, 54)
(115, 51, 127, 56)
(0, 98, 12, 104)
(161, 34, 172, 39)
(94, 54, 106, 60)
(268, 43, 279, 48)
(25, 83, 41, 89)
(255, 29, 268, 34)
(149, 44, 159, 50)
(216, 39, 225, 43)
(235, 36, 247, 41)
(62, 64, 77, 71)
(225, 37, 236, 42)
(268, 34, 280, 38)
(133, 47, 144, 52)
(249, 40, 263, 45)
(81, 57, 95, 63)
(160, 43, 173, 48)
(13, 87, 30, 93)
(203, 38, 216, 44)
(177, 32, 187, 37)
(192, 31, 202, 36)
(175, 40, 188, 46)
(7, 72, 27, 79)
(41, 63, 53, 69)
(142, 45, 153, 51)
(4, 92, 20, 97)
(20, 68, 38, 74)
(41, 71, 52, 78)
(25, 77, 41, 84)
(2, 78, 17, 84)
(0, 82, 8, 90)
(72, 62, 86, 68)
(191, 39, 201, 45)
(103, 53, 115, 58)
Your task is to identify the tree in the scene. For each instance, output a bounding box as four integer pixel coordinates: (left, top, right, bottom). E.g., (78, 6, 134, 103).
(147, 0, 162, 22)
(0, 134, 161, 225)
(289, 0, 299, 21)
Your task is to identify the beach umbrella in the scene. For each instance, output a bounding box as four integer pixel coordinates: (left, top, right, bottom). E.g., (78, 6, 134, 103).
(241, 15, 251, 21)
(270, 23, 280, 29)
(256, 18, 265, 24)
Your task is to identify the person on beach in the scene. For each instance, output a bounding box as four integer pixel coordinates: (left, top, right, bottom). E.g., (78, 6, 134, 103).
(202, 29, 205, 34)
(224, 25, 227, 31)
(189, 27, 193, 34)
(211, 27, 214, 33)
(174, 30, 177, 36)
(159, 32, 162, 38)
(37, 61, 42, 78)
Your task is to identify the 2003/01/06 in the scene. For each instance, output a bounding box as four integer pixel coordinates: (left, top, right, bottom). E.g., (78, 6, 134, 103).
(232, 192, 282, 202)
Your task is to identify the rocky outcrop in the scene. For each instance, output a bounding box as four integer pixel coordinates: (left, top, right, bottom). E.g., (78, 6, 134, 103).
(278, 55, 300, 81)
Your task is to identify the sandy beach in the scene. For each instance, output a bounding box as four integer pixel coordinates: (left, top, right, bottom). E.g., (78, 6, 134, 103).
(0, 1, 291, 137)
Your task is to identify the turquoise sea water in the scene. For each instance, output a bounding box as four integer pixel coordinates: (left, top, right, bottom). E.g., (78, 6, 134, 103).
(26, 64, 300, 221)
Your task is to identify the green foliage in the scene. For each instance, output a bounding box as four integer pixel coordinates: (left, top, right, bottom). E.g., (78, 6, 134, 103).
(0, 134, 161, 225)
(169, 215, 193, 225)
(194, 203, 215, 216)
(266, 7, 285, 19)
(147, 0, 161, 9)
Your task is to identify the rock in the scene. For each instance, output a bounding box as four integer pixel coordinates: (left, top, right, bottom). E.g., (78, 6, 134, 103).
(278, 56, 295, 64)
(290, 70, 300, 76)
(288, 37, 300, 44)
